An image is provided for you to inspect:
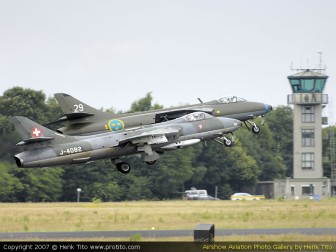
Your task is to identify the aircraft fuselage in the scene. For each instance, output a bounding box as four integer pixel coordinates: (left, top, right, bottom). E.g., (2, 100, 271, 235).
(15, 114, 241, 168)
(57, 96, 271, 136)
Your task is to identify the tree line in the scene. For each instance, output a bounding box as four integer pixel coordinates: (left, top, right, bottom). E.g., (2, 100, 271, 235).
(0, 87, 334, 202)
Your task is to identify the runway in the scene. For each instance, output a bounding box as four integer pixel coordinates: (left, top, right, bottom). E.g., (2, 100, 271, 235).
(0, 228, 335, 240)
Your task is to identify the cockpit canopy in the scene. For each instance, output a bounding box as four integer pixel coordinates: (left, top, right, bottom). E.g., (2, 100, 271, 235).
(218, 96, 246, 103)
(180, 112, 213, 122)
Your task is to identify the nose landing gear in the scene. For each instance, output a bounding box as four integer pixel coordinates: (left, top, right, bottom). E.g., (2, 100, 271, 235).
(245, 120, 260, 134)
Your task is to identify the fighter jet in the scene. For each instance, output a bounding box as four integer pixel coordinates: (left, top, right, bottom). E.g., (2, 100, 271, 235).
(53, 94, 271, 139)
(12, 112, 242, 174)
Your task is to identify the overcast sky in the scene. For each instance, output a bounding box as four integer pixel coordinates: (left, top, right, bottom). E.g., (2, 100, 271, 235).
(1, 0, 335, 117)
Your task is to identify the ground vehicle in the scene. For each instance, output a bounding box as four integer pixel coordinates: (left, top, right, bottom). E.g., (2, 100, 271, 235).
(198, 195, 219, 200)
(184, 188, 220, 200)
(185, 188, 208, 200)
(230, 192, 265, 200)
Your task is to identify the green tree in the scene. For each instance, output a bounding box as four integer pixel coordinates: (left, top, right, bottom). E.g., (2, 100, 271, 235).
(147, 147, 196, 199)
(0, 87, 64, 202)
(61, 160, 123, 202)
(11, 168, 64, 202)
(0, 162, 24, 202)
(0, 115, 19, 161)
(266, 106, 293, 177)
(236, 121, 286, 181)
(0, 87, 62, 160)
(117, 174, 153, 201)
(44, 96, 63, 125)
(194, 140, 259, 199)
(322, 126, 336, 178)
(0, 87, 50, 122)
(128, 92, 162, 112)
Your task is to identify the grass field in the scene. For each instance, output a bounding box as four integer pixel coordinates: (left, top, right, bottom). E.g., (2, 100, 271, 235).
(0, 199, 335, 241)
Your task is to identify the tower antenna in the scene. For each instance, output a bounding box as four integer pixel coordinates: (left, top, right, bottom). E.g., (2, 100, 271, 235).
(290, 52, 326, 73)
(317, 51, 325, 74)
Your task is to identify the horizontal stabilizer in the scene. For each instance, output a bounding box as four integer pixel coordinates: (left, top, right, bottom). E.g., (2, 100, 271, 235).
(16, 137, 54, 146)
(61, 112, 94, 119)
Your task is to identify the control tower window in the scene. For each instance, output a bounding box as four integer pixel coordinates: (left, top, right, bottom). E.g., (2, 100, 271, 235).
(301, 153, 314, 170)
(289, 77, 327, 93)
(302, 106, 315, 123)
(315, 79, 325, 92)
(290, 79, 301, 92)
(302, 79, 314, 91)
(302, 129, 315, 147)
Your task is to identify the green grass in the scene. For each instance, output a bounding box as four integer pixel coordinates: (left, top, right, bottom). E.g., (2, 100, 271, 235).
(0, 199, 335, 241)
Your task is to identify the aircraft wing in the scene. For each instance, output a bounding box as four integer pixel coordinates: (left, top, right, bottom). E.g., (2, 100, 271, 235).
(114, 127, 181, 161)
(118, 127, 181, 146)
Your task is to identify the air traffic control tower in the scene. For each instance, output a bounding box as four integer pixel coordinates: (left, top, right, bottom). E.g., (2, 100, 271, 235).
(286, 69, 330, 198)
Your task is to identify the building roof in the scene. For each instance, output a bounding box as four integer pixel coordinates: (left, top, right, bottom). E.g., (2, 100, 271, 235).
(288, 69, 328, 78)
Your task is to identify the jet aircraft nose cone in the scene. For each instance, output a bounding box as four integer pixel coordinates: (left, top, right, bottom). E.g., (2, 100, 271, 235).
(265, 104, 272, 113)
(220, 117, 242, 130)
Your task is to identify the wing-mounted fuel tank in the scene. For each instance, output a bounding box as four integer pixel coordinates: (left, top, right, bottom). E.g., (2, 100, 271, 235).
(161, 139, 201, 149)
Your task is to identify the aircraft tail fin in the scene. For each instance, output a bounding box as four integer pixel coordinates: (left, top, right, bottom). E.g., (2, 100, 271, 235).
(54, 93, 107, 120)
(12, 116, 67, 146)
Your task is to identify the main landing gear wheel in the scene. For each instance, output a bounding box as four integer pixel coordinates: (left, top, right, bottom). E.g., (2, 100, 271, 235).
(252, 126, 260, 134)
(146, 160, 156, 165)
(116, 162, 131, 174)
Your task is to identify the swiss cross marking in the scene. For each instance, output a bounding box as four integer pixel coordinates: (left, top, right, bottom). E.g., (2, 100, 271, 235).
(32, 128, 42, 137)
